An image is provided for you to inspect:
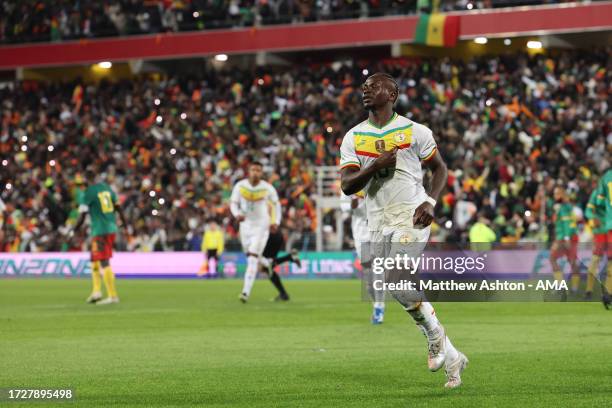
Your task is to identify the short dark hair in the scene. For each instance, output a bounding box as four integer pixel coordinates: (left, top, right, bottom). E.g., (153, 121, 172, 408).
(85, 168, 97, 181)
(250, 161, 263, 168)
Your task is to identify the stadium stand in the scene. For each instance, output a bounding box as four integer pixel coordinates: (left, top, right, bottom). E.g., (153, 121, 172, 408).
(0, 47, 609, 252)
(0, 0, 579, 44)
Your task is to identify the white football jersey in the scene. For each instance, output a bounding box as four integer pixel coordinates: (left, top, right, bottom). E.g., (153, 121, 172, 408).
(230, 179, 281, 227)
(339, 113, 437, 231)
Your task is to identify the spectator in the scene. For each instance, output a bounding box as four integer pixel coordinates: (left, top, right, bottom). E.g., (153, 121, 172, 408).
(469, 213, 497, 250)
(199, 219, 224, 276)
(0, 48, 610, 251)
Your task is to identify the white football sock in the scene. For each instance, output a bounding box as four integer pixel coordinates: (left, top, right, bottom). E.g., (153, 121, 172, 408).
(408, 302, 442, 339)
(241, 255, 259, 296)
(260, 257, 271, 268)
(373, 301, 385, 310)
(444, 334, 459, 363)
(410, 302, 460, 361)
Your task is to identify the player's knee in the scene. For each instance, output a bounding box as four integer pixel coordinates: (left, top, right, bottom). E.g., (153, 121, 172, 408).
(101, 260, 110, 268)
(391, 291, 422, 310)
(246, 254, 259, 271)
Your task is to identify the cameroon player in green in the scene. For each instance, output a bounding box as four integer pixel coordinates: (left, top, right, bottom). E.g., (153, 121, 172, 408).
(67, 170, 127, 305)
(586, 169, 612, 309)
(549, 186, 579, 300)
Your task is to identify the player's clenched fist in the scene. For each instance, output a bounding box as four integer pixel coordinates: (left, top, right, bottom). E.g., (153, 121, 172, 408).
(373, 147, 398, 170)
(413, 202, 435, 228)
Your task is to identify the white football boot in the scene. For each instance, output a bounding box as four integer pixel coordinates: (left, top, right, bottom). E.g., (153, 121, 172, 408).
(86, 292, 102, 304)
(444, 352, 469, 389)
(96, 297, 120, 305)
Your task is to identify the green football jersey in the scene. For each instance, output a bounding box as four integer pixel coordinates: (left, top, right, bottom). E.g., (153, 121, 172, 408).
(81, 183, 119, 237)
(592, 169, 612, 232)
(585, 189, 607, 234)
(553, 202, 577, 241)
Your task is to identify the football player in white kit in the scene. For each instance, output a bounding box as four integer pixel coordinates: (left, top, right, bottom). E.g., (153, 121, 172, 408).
(340, 73, 468, 389)
(230, 162, 281, 303)
(341, 191, 385, 324)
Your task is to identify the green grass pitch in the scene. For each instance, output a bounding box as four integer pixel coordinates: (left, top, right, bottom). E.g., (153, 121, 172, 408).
(1, 278, 610, 407)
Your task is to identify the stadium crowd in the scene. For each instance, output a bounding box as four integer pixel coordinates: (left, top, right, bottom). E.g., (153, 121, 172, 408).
(0, 47, 610, 252)
(0, 0, 574, 44)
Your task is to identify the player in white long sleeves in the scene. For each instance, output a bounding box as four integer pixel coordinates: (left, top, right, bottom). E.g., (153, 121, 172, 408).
(341, 191, 385, 324)
(340, 73, 467, 389)
(230, 162, 282, 303)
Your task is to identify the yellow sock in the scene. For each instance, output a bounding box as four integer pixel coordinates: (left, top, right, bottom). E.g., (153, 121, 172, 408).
(91, 261, 102, 294)
(553, 270, 563, 282)
(586, 255, 600, 292)
(606, 261, 612, 295)
(103, 266, 118, 298)
(570, 273, 580, 291)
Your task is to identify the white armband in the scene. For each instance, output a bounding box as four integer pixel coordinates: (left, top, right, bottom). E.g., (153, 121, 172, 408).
(424, 196, 437, 207)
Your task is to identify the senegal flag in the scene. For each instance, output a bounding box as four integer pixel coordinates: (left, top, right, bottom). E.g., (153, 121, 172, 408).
(414, 14, 460, 47)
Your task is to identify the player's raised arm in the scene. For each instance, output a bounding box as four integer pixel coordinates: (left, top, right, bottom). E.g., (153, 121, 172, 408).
(340, 150, 397, 196)
(339, 125, 397, 195)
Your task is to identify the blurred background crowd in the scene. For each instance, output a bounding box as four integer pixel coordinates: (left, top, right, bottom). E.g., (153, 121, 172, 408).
(0, 46, 609, 252)
(0, 0, 583, 44)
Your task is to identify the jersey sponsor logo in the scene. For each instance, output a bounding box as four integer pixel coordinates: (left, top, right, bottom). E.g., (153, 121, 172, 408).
(239, 187, 268, 202)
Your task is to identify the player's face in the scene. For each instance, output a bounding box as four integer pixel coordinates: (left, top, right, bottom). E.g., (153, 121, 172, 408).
(362, 76, 394, 110)
(248, 165, 263, 183)
(553, 187, 564, 202)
